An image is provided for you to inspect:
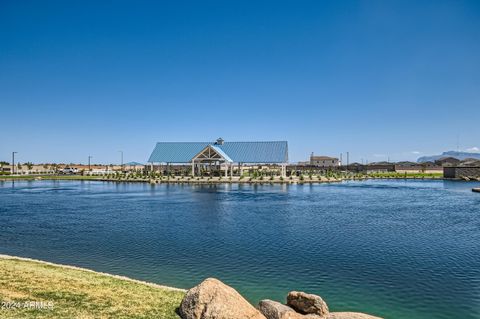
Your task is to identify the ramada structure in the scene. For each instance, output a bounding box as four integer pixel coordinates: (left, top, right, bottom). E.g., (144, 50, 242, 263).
(148, 138, 288, 177)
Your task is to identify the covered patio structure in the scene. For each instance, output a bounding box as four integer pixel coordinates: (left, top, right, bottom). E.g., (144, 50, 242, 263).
(147, 138, 288, 177)
(191, 144, 233, 177)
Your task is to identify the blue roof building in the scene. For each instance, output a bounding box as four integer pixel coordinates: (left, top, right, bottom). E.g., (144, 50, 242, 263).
(147, 138, 288, 176)
(124, 161, 144, 166)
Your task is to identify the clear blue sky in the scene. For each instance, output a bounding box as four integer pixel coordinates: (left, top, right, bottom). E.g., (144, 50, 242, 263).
(1, 0, 479, 164)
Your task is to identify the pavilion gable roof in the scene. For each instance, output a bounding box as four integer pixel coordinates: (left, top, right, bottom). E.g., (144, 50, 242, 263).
(148, 141, 288, 164)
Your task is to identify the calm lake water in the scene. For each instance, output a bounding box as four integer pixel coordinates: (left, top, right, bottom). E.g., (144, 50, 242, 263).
(1, 179, 479, 318)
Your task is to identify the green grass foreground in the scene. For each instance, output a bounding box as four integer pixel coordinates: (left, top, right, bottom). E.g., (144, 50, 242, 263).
(0, 255, 185, 319)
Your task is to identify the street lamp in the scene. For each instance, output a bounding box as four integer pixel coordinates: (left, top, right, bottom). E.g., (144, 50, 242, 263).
(346, 151, 349, 171)
(88, 156, 92, 171)
(12, 152, 17, 175)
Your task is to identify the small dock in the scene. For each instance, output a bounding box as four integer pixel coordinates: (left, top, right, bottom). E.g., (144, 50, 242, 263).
(473, 188, 480, 193)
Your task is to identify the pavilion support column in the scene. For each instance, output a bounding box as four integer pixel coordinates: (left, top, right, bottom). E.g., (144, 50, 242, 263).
(230, 163, 233, 177)
(191, 160, 195, 177)
(225, 163, 228, 177)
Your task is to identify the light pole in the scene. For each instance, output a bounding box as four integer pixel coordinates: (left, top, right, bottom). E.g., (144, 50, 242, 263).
(346, 151, 349, 171)
(12, 152, 17, 175)
(88, 156, 92, 171)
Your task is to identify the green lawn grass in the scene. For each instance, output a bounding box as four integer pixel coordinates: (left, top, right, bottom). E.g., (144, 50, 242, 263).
(0, 255, 184, 319)
(366, 172, 443, 179)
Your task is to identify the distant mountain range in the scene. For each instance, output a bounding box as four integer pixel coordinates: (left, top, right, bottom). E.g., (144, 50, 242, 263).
(417, 151, 480, 163)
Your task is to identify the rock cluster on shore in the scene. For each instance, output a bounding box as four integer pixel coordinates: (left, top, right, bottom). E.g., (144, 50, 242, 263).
(179, 278, 382, 319)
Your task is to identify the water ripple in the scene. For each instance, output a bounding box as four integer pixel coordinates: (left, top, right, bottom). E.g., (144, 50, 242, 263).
(0, 180, 479, 319)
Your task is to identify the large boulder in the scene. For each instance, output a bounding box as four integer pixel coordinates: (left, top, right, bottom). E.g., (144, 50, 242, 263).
(327, 312, 383, 319)
(179, 278, 266, 319)
(258, 299, 305, 319)
(287, 291, 329, 317)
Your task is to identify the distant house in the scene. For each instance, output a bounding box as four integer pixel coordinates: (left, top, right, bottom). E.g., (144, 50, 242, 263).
(394, 161, 442, 173)
(309, 154, 339, 167)
(459, 158, 480, 167)
(346, 162, 368, 172)
(13, 164, 56, 175)
(0, 166, 11, 173)
(297, 161, 310, 166)
(395, 161, 418, 167)
(123, 162, 145, 172)
(365, 162, 395, 172)
(421, 161, 438, 167)
(434, 157, 460, 167)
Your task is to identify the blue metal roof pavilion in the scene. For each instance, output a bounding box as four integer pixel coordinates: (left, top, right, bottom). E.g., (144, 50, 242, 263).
(124, 161, 144, 166)
(148, 140, 288, 164)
